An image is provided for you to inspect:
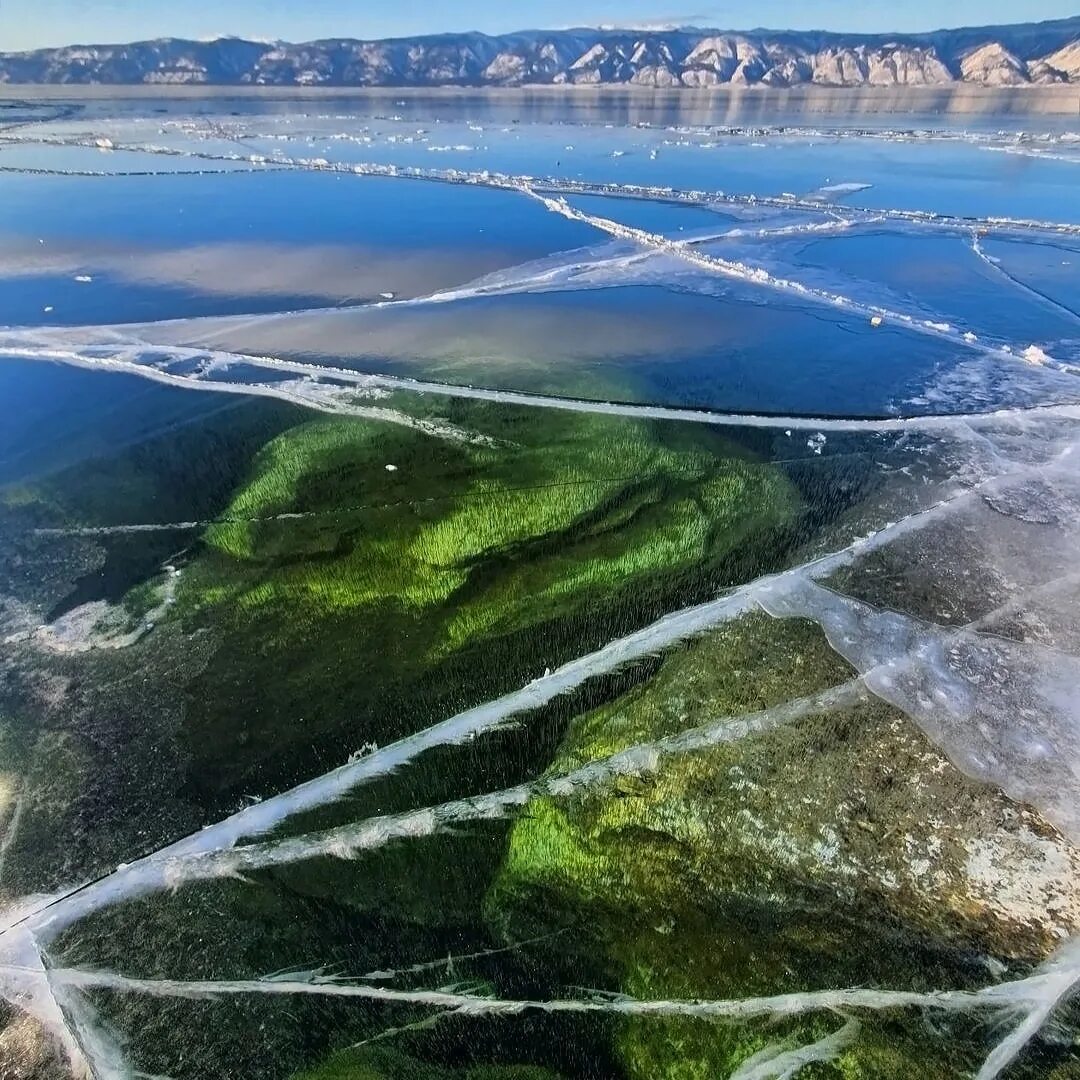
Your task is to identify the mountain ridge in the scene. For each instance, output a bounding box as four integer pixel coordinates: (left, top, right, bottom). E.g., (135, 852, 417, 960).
(1, 16, 1079, 89)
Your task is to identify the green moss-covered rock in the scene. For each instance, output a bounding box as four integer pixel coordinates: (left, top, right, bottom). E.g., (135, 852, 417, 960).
(170, 403, 803, 806)
(188, 410, 798, 644)
(294, 1046, 564, 1080)
(488, 612, 1080, 1079)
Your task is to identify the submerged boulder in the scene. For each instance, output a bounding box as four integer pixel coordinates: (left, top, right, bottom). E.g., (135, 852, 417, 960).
(488, 612, 1080, 1077)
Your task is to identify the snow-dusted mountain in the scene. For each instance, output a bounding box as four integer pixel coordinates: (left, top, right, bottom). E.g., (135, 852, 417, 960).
(1, 17, 1079, 88)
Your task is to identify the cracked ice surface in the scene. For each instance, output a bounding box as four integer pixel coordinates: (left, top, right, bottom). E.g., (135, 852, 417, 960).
(2, 102, 1080, 1080)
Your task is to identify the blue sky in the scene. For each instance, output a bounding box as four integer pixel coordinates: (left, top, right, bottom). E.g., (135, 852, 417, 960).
(1, 0, 1076, 50)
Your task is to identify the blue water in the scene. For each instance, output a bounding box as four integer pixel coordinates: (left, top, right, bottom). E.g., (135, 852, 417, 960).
(0, 170, 598, 324)
(0, 357, 232, 484)
(980, 235, 1080, 317)
(3, 103, 1079, 414)
(789, 231, 1080, 347)
(195, 283, 979, 417)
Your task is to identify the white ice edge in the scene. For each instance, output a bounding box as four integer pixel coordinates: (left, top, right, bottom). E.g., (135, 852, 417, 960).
(4, 333, 1080, 436)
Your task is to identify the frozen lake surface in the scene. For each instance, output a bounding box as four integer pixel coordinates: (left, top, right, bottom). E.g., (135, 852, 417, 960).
(1, 94, 1080, 1080)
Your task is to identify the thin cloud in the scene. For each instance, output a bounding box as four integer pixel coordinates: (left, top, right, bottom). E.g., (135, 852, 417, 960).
(562, 12, 721, 30)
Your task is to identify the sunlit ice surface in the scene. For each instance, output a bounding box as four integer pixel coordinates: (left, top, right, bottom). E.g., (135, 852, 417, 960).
(1, 92, 1080, 1080)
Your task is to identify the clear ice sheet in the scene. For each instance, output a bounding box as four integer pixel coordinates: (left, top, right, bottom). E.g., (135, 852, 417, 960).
(2, 98, 1080, 1080)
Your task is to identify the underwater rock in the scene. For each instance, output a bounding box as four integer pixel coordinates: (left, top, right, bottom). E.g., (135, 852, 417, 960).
(488, 613, 1080, 1077)
(174, 406, 801, 806)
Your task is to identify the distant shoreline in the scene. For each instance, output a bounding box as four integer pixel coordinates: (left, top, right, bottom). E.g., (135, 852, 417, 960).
(2, 83, 1080, 116)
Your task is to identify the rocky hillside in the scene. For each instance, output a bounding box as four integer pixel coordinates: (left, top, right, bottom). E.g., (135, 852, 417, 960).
(1, 17, 1079, 89)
